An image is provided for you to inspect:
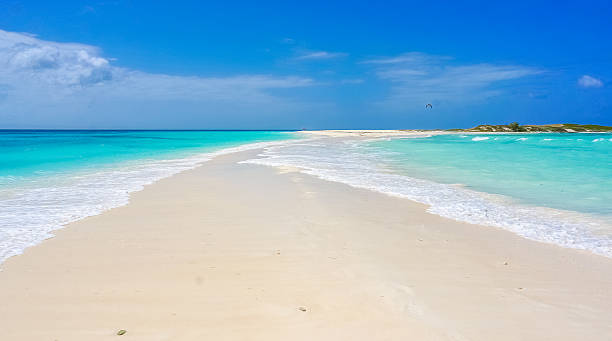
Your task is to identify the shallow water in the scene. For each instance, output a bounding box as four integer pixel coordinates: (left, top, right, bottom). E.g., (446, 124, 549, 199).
(0, 130, 296, 264)
(372, 134, 612, 216)
(245, 133, 612, 257)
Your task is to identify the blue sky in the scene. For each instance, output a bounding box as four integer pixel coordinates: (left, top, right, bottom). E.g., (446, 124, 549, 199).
(0, 1, 610, 129)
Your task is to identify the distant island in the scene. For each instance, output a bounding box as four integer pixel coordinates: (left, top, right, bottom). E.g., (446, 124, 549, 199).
(449, 123, 612, 133)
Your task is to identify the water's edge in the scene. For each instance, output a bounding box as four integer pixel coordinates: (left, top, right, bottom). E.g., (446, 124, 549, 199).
(3, 133, 610, 267)
(242, 136, 612, 258)
(0, 138, 299, 266)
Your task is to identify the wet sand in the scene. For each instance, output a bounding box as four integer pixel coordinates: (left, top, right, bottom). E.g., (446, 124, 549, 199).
(1, 149, 611, 340)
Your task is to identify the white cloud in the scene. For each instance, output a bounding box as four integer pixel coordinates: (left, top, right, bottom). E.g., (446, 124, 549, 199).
(106, 73, 314, 102)
(0, 29, 316, 127)
(362, 52, 451, 65)
(294, 50, 347, 61)
(340, 79, 365, 84)
(367, 52, 541, 107)
(0, 30, 112, 86)
(577, 75, 603, 88)
(0, 30, 313, 92)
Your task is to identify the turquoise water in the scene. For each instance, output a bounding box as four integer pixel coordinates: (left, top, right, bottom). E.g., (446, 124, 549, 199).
(0, 130, 296, 264)
(0, 130, 294, 185)
(246, 133, 612, 257)
(3, 131, 612, 262)
(369, 134, 612, 216)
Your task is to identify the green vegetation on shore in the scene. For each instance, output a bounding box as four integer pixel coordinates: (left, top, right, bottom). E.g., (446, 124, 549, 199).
(448, 123, 612, 133)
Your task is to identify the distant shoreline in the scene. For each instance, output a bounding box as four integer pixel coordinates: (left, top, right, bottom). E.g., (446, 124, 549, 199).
(1, 123, 611, 133)
(300, 128, 612, 138)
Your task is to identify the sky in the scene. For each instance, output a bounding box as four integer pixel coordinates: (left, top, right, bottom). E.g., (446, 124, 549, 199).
(0, 1, 610, 129)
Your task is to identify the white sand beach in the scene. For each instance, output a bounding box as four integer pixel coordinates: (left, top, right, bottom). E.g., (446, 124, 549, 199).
(1, 148, 611, 340)
(300, 129, 445, 138)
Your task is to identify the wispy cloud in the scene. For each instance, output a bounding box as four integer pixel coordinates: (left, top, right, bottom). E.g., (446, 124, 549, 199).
(0, 30, 316, 127)
(367, 52, 541, 107)
(78, 5, 96, 15)
(577, 75, 603, 88)
(362, 52, 451, 65)
(0, 30, 313, 91)
(294, 50, 347, 61)
(340, 78, 365, 84)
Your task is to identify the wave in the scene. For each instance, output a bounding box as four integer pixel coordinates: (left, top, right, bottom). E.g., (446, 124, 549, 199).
(472, 137, 489, 141)
(242, 139, 612, 258)
(0, 139, 294, 265)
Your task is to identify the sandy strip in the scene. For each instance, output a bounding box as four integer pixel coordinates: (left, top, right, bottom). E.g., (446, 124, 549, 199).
(298, 130, 556, 137)
(300, 129, 446, 138)
(1, 149, 611, 340)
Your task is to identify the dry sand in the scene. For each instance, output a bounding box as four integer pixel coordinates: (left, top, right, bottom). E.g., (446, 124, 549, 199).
(1, 149, 611, 340)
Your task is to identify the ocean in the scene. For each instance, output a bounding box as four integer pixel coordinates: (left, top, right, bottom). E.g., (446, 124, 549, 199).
(2, 130, 612, 264)
(245, 133, 612, 257)
(0, 130, 296, 264)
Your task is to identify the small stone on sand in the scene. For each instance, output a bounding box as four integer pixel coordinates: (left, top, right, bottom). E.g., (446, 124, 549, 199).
(298, 306, 307, 312)
(117, 330, 127, 336)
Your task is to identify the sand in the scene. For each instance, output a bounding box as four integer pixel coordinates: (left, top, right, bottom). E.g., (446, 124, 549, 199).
(298, 130, 550, 137)
(1, 149, 611, 340)
(300, 129, 445, 138)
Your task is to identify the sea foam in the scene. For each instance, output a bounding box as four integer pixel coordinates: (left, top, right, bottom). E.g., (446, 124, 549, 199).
(0, 139, 293, 265)
(242, 138, 612, 257)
